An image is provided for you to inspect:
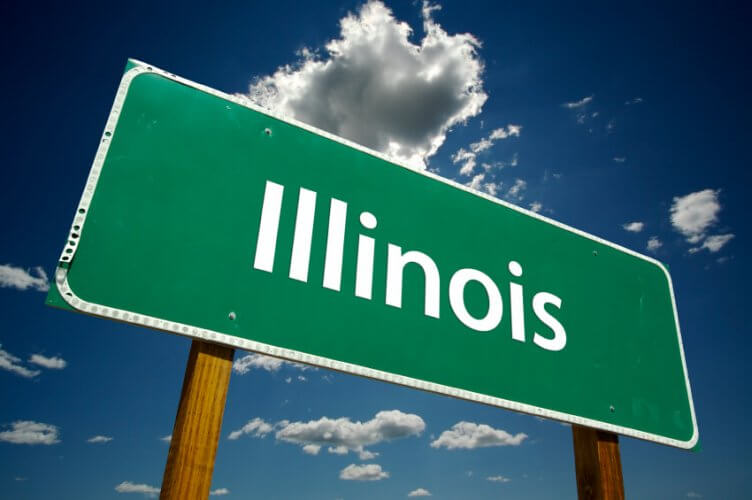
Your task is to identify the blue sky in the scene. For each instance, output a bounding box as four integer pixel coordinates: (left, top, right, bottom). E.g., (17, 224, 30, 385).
(1, 1, 750, 498)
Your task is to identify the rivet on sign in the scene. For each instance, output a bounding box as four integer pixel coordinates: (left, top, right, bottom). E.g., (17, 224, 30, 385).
(228, 312, 237, 320)
(609, 405, 615, 413)
(264, 128, 272, 136)
(593, 250, 598, 256)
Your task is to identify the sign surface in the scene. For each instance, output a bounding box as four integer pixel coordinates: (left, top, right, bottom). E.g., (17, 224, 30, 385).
(48, 60, 698, 448)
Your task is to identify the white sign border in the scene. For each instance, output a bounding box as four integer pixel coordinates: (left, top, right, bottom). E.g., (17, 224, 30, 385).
(54, 59, 699, 449)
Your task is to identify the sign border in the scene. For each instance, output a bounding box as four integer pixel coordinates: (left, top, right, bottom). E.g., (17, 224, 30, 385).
(53, 59, 698, 449)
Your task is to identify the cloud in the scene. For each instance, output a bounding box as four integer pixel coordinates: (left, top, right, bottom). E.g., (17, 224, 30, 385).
(0, 264, 49, 292)
(613, 157, 626, 163)
(210, 488, 230, 496)
(0, 421, 60, 445)
(302, 444, 321, 455)
(160, 434, 172, 443)
(625, 97, 643, 105)
(452, 125, 521, 175)
(29, 354, 67, 370)
(0, 345, 41, 378)
(505, 179, 527, 201)
(247, 0, 487, 169)
(686, 492, 702, 498)
(646, 236, 663, 252)
(430, 422, 527, 449)
(339, 463, 389, 481)
(228, 417, 274, 440)
(232, 353, 311, 374)
(487, 475, 511, 482)
(408, 488, 432, 497)
(276, 410, 424, 458)
(114, 481, 160, 497)
(465, 173, 500, 197)
(622, 221, 644, 233)
(670, 189, 721, 243)
(87, 435, 113, 443)
(529, 202, 542, 213)
(689, 233, 734, 254)
(562, 95, 593, 109)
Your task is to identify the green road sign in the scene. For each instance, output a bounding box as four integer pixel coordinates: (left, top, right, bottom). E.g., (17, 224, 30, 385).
(47, 60, 697, 448)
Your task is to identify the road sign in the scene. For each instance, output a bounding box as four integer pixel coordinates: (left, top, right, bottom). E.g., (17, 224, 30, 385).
(47, 59, 698, 448)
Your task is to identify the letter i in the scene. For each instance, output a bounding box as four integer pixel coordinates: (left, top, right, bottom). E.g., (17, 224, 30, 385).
(509, 261, 525, 342)
(355, 212, 377, 300)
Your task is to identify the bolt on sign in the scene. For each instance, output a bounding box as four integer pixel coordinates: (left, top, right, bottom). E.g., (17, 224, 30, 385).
(47, 60, 698, 449)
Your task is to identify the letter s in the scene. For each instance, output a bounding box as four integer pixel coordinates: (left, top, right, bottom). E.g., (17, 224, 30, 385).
(532, 292, 566, 351)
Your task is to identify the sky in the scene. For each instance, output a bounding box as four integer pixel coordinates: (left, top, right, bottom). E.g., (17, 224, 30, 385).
(1, 0, 750, 498)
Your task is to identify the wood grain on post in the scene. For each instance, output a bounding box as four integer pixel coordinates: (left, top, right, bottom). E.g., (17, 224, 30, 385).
(572, 425, 625, 500)
(160, 340, 235, 500)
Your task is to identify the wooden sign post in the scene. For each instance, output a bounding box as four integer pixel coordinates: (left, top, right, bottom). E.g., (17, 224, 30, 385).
(572, 425, 625, 500)
(160, 340, 235, 499)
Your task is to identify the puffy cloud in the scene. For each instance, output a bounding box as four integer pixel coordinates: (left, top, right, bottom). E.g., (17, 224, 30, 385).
(0, 345, 40, 378)
(689, 233, 734, 254)
(247, 1, 487, 169)
(276, 410, 424, 458)
(453, 125, 521, 175)
(0, 264, 49, 292)
(232, 353, 311, 374)
(302, 444, 321, 455)
(0, 421, 60, 445)
(562, 95, 593, 109)
(227, 417, 274, 440)
(670, 189, 721, 244)
(646, 236, 663, 252)
(408, 488, 432, 496)
(87, 435, 113, 443)
(622, 221, 644, 233)
(114, 481, 160, 497)
(529, 202, 542, 213)
(29, 354, 67, 370)
(465, 173, 500, 197)
(430, 422, 527, 449)
(210, 488, 230, 496)
(487, 475, 511, 482)
(339, 463, 389, 481)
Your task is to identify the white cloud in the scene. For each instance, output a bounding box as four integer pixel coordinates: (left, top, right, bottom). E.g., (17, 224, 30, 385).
(613, 157, 626, 163)
(465, 172, 500, 197)
(487, 475, 511, 483)
(276, 410, 424, 458)
(625, 97, 643, 105)
(622, 221, 644, 233)
(115, 481, 160, 497)
(562, 95, 593, 109)
(0, 421, 60, 445)
(87, 435, 113, 443)
(210, 488, 230, 496)
(430, 422, 527, 449)
(670, 189, 721, 243)
(302, 444, 321, 455)
(505, 179, 527, 201)
(228, 417, 274, 440)
(247, 0, 487, 169)
(408, 487, 432, 497)
(453, 125, 521, 175)
(29, 354, 66, 370)
(160, 434, 172, 443)
(686, 492, 702, 498)
(646, 236, 663, 252)
(0, 345, 41, 378)
(529, 202, 542, 213)
(0, 264, 49, 292)
(339, 463, 389, 481)
(232, 353, 311, 374)
(689, 233, 734, 254)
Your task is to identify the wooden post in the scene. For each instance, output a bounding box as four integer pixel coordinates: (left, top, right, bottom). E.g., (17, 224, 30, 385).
(572, 425, 625, 500)
(160, 340, 235, 499)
